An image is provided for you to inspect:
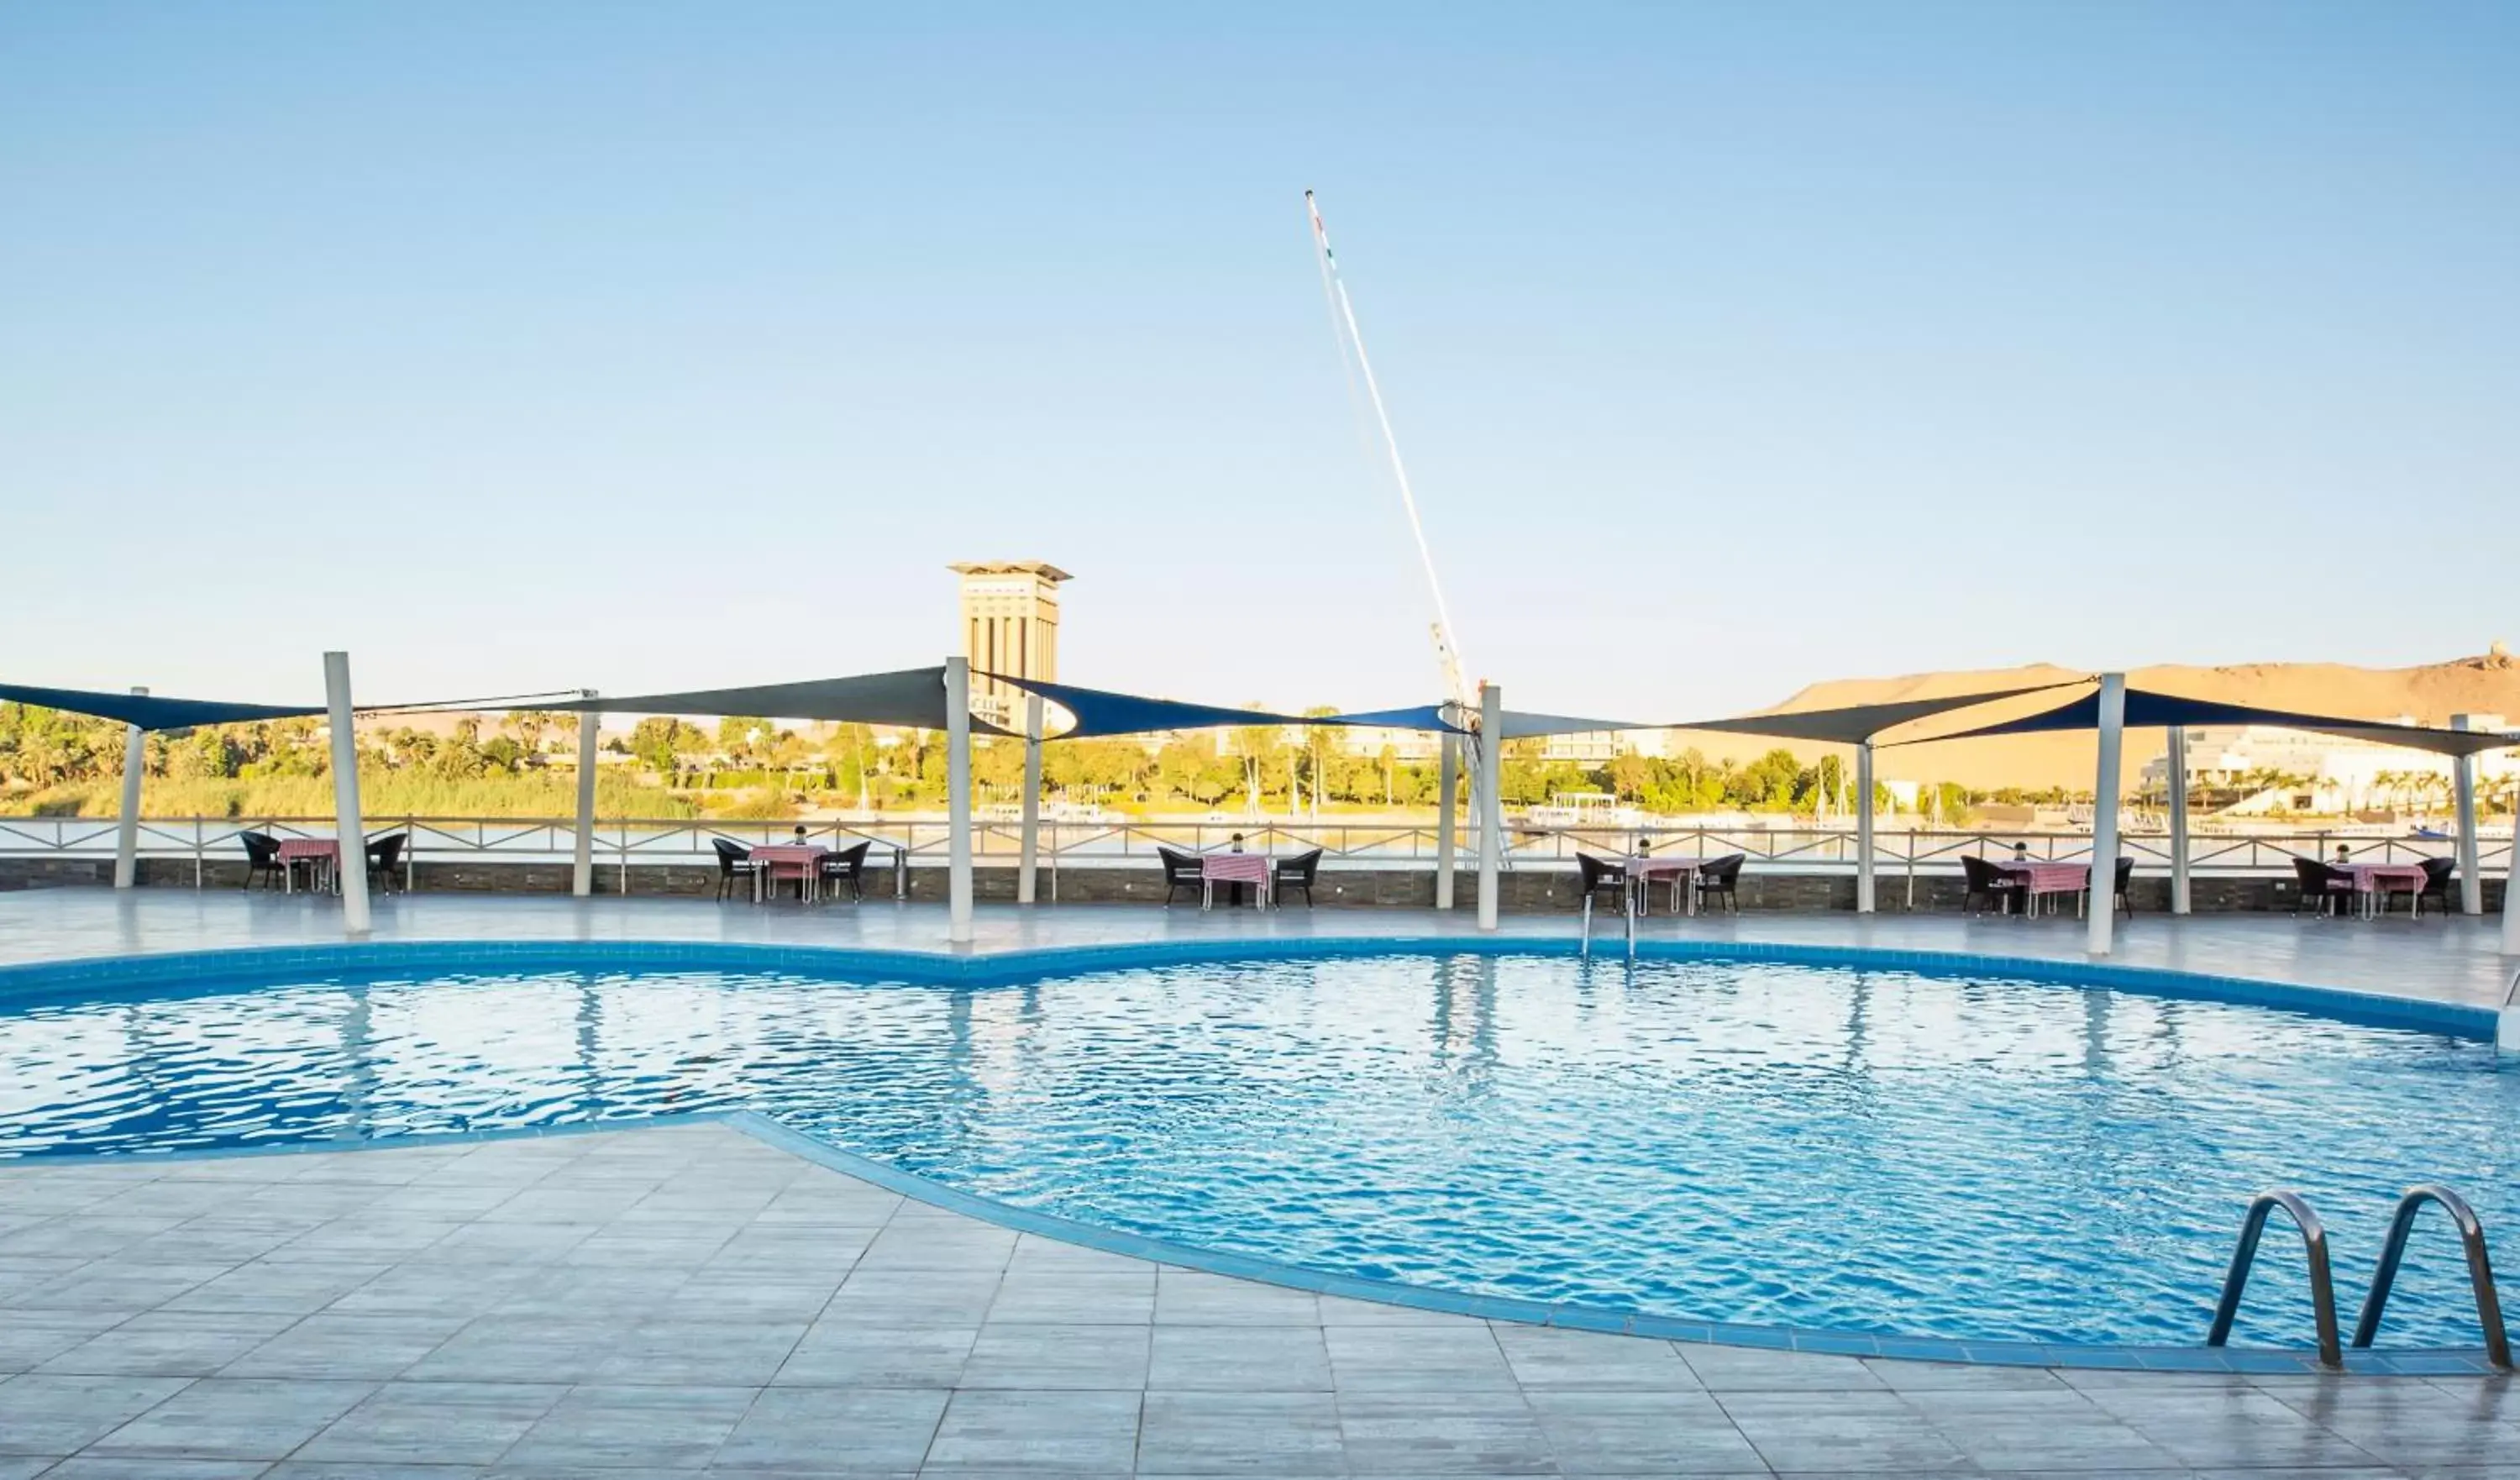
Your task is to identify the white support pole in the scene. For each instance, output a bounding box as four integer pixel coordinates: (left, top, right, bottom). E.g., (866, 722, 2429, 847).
(113, 687, 148, 889)
(2168, 725, 2192, 915)
(946, 657, 974, 945)
(2452, 716, 2483, 916)
(323, 651, 372, 935)
(1017, 691, 1043, 905)
(2087, 672, 2125, 956)
(2502, 812, 2520, 958)
(1854, 742, 1876, 914)
(571, 693, 599, 898)
(1436, 731, 1460, 911)
(1476, 683, 1502, 932)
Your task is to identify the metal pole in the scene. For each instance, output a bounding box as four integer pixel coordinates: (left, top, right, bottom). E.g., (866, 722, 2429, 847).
(112, 687, 148, 889)
(946, 658, 974, 945)
(323, 651, 373, 935)
(1477, 683, 1502, 931)
(2168, 725, 2192, 915)
(1436, 731, 1459, 911)
(571, 692, 599, 898)
(2087, 672, 2125, 955)
(1854, 742, 1876, 914)
(2501, 805, 2520, 957)
(2453, 716, 2483, 915)
(1018, 691, 1043, 905)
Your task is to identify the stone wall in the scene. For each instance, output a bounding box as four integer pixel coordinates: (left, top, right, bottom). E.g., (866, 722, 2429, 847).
(3, 854, 2504, 916)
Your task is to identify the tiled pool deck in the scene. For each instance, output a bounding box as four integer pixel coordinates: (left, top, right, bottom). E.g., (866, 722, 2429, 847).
(2, 888, 2516, 1474)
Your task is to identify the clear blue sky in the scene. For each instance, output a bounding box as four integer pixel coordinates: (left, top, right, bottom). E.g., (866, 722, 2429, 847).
(4, 2, 2512, 719)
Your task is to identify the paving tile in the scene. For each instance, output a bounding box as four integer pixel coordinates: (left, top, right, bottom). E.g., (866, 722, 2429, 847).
(984, 1270, 1155, 1325)
(1903, 1386, 2184, 1471)
(853, 1222, 1018, 1274)
(1137, 1389, 1346, 1474)
(0, 1372, 192, 1455)
(1148, 1324, 1333, 1391)
(590, 1319, 810, 1386)
(772, 1322, 977, 1388)
(1680, 1341, 1890, 1392)
(496, 1383, 759, 1468)
(402, 1316, 638, 1383)
(1490, 1324, 1701, 1389)
(924, 1388, 1142, 1472)
(711, 1384, 949, 1470)
(1313, 1293, 1461, 1327)
(9, 1260, 235, 1313)
(0, 1311, 132, 1372)
(1521, 1386, 1769, 1473)
(1008, 1233, 1152, 1276)
(960, 1324, 1151, 1389)
(1860, 1355, 2070, 1390)
(38, 1309, 301, 1376)
(1336, 1391, 1555, 1475)
(86, 1375, 378, 1460)
(1325, 1321, 1517, 1392)
(1153, 1270, 1319, 1326)
(1714, 1388, 1970, 1472)
(221, 1312, 469, 1379)
(2079, 1385, 2395, 1469)
(293, 1378, 568, 1464)
(34, 1461, 273, 1479)
(165, 1260, 393, 1316)
(825, 1268, 1004, 1324)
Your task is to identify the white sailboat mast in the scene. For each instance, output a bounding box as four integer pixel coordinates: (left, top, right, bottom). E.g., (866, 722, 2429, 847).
(1305, 190, 1469, 706)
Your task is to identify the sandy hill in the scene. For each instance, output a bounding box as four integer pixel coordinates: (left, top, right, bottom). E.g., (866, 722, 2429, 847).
(1670, 650, 2520, 791)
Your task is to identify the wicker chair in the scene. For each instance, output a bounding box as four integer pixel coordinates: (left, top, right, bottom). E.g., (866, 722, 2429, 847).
(1156, 846, 1205, 907)
(2417, 857, 2455, 918)
(712, 837, 761, 901)
(2290, 857, 2348, 917)
(1575, 853, 1630, 932)
(239, 830, 285, 890)
(1273, 848, 1323, 907)
(1960, 855, 2023, 916)
(365, 833, 406, 894)
(818, 841, 873, 902)
(1693, 853, 1746, 914)
(2110, 856, 2134, 919)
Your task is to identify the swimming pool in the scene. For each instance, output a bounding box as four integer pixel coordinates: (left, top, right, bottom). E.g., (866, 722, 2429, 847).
(2, 947, 2510, 1351)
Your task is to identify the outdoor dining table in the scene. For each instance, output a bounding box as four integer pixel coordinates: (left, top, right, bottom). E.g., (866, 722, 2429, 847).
(748, 844, 829, 904)
(1993, 858, 2090, 917)
(276, 837, 339, 895)
(1201, 852, 1272, 911)
(2331, 861, 2430, 918)
(1621, 855, 1710, 916)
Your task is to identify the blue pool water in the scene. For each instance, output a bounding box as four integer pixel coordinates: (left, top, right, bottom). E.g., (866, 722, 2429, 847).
(1, 953, 2511, 1350)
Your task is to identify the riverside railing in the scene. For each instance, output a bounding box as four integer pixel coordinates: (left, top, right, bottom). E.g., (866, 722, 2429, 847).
(2, 814, 2503, 899)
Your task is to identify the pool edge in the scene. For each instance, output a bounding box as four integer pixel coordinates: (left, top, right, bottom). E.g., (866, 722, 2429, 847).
(0, 932, 2496, 1040)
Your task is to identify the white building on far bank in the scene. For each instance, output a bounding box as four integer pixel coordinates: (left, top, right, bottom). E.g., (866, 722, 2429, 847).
(2138, 716, 2518, 816)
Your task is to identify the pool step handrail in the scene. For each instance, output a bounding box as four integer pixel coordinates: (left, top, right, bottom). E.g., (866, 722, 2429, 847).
(2208, 1189, 2344, 1367)
(2351, 1184, 2512, 1370)
(1576, 879, 1639, 960)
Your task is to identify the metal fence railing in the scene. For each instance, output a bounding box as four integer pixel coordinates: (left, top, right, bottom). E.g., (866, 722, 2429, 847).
(3, 813, 2506, 897)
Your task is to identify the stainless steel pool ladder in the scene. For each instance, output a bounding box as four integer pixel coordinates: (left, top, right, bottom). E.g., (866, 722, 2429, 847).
(2208, 1191, 2343, 1367)
(1577, 890, 1637, 959)
(2352, 1184, 2512, 1370)
(2206, 1186, 2512, 1371)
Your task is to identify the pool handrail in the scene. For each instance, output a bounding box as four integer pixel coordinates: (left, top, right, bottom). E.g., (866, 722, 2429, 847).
(2208, 1189, 2344, 1367)
(2350, 1184, 2512, 1370)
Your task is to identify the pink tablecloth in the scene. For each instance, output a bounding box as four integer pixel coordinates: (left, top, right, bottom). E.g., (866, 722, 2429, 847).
(276, 839, 338, 862)
(2334, 863, 2427, 893)
(1623, 855, 1705, 879)
(1202, 853, 1271, 884)
(1995, 859, 2089, 896)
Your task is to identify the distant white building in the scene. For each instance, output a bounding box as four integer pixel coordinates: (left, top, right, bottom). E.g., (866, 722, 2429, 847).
(2138, 716, 2517, 816)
